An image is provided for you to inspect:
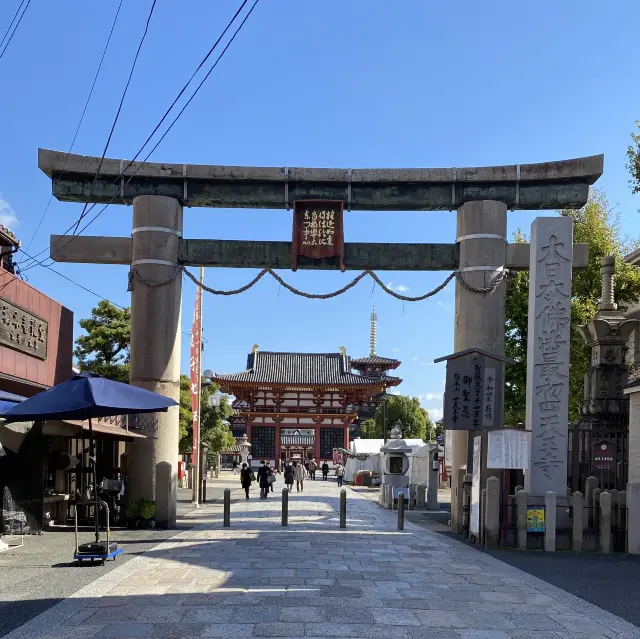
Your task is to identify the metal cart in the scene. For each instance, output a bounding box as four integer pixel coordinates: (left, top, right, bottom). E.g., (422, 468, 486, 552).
(73, 499, 123, 565)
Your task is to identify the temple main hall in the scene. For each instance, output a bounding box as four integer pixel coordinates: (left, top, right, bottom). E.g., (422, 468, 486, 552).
(212, 327, 401, 467)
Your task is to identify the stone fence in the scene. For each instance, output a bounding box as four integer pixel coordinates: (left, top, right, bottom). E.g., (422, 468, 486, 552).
(472, 475, 637, 554)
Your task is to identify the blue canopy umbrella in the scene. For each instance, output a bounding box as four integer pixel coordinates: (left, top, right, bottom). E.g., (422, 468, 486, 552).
(0, 372, 178, 544)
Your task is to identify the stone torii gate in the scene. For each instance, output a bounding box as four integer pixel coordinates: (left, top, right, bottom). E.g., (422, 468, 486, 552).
(38, 149, 602, 528)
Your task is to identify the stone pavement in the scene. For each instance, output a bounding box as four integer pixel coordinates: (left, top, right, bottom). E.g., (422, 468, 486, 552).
(4, 477, 640, 639)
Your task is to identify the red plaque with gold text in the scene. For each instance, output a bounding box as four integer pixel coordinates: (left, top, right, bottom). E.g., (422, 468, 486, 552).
(292, 200, 345, 272)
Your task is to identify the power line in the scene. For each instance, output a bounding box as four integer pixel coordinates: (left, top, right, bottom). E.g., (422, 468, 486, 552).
(20, 0, 158, 271)
(0, 0, 25, 52)
(17, 248, 126, 309)
(70, 0, 158, 236)
(24, 0, 125, 252)
(0, 0, 30, 61)
(20, 0, 260, 272)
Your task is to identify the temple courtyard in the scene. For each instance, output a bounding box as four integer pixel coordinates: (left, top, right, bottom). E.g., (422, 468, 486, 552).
(2, 476, 639, 639)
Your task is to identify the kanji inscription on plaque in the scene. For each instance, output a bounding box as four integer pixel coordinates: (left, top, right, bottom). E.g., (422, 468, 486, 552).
(292, 200, 345, 271)
(0, 298, 48, 360)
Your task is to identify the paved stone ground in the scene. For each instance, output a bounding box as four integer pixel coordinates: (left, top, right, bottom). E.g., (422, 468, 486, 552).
(3, 477, 639, 639)
(0, 483, 244, 638)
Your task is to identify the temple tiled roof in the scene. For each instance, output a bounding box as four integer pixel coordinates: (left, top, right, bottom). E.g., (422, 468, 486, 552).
(351, 356, 400, 368)
(212, 351, 402, 387)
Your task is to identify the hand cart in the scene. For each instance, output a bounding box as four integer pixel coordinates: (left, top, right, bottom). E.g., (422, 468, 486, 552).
(73, 499, 123, 565)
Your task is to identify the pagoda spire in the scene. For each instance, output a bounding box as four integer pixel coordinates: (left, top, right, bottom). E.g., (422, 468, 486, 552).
(370, 306, 377, 357)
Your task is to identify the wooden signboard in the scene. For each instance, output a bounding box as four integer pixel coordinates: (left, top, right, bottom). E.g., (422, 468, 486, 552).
(436, 349, 510, 431)
(292, 200, 345, 271)
(0, 297, 48, 360)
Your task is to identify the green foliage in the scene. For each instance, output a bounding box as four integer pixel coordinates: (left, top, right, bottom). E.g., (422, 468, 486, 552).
(371, 394, 431, 440)
(504, 189, 640, 425)
(126, 498, 155, 520)
(360, 418, 381, 439)
(178, 374, 235, 454)
(627, 121, 640, 196)
(74, 300, 131, 382)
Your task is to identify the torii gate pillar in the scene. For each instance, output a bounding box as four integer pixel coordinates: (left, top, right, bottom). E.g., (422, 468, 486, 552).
(450, 200, 507, 534)
(128, 195, 183, 527)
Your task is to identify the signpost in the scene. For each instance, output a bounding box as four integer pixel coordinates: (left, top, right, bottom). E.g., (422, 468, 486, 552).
(435, 348, 513, 432)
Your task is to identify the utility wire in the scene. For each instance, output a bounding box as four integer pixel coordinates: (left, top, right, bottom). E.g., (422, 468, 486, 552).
(70, 0, 158, 235)
(0, 0, 25, 52)
(21, 0, 158, 271)
(24, 0, 125, 252)
(65, 0, 261, 246)
(0, 0, 30, 61)
(20, 0, 260, 272)
(16, 248, 126, 308)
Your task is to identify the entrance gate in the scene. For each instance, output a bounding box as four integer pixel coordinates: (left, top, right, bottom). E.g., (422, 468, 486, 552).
(38, 149, 603, 528)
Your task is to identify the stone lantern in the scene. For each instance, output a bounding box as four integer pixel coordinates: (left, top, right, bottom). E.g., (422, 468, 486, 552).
(380, 426, 412, 487)
(238, 433, 252, 466)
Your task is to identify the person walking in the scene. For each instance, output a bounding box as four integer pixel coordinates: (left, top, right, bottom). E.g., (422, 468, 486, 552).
(308, 458, 317, 480)
(257, 460, 271, 500)
(284, 462, 294, 490)
(267, 461, 275, 492)
(232, 459, 239, 475)
(293, 460, 307, 492)
(240, 462, 254, 499)
(321, 461, 329, 481)
(335, 463, 345, 488)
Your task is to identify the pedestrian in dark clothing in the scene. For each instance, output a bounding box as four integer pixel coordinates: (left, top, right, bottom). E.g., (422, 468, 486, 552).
(322, 462, 329, 480)
(267, 462, 275, 492)
(257, 460, 271, 500)
(284, 462, 294, 490)
(240, 462, 254, 499)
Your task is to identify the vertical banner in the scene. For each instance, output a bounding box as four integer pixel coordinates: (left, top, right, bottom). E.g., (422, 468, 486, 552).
(292, 200, 345, 271)
(190, 285, 202, 463)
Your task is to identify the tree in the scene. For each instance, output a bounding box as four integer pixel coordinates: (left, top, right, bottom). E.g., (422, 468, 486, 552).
(372, 394, 430, 440)
(627, 121, 640, 196)
(360, 418, 381, 439)
(178, 374, 234, 455)
(74, 300, 131, 382)
(504, 189, 640, 425)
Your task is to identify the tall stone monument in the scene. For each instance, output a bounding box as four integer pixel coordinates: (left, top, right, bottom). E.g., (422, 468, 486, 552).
(525, 217, 573, 497)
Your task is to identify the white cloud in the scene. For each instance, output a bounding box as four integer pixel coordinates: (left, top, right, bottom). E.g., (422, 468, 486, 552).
(391, 348, 400, 353)
(426, 407, 443, 421)
(412, 356, 419, 361)
(424, 392, 444, 401)
(386, 281, 410, 293)
(437, 300, 451, 312)
(0, 195, 18, 229)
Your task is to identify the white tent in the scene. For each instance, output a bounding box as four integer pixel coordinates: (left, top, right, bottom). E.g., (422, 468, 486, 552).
(344, 438, 383, 483)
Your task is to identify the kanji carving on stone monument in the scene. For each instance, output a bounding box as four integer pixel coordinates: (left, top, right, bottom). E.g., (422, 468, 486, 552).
(525, 219, 573, 495)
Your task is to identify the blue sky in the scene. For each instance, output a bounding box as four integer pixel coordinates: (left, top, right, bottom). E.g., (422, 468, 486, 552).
(1, 0, 639, 421)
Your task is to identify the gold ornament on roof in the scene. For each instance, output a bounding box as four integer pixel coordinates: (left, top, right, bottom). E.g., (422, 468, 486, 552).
(251, 344, 259, 354)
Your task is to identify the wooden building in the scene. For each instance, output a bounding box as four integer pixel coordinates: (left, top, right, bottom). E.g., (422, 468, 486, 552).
(212, 347, 401, 467)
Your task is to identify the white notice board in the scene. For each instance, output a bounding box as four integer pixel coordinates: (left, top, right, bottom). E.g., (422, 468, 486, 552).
(470, 436, 481, 537)
(487, 429, 529, 469)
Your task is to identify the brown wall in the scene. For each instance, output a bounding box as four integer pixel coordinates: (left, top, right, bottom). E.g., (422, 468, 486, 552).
(0, 270, 73, 397)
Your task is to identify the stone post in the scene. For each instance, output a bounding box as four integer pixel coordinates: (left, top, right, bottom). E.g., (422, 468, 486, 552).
(485, 476, 500, 549)
(450, 200, 507, 534)
(627, 482, 640, 554)
(281, 488, 288, 526)
(516, 489, 528, 550)
(339, 489, 347, 528)
(599, 491, 612, 554)
(571, 491, 584, 552)
(585, 476, 598, 528)
(128, 196, 183, 527)
(525, 217, 573, 499)
(544, 491, 556, 552)
(223, 488, 231, 527)
(416, 485, 426, 509)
